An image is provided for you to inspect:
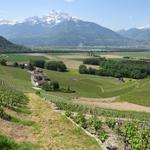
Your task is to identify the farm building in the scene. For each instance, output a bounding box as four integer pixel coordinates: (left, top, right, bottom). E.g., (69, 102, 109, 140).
(31, 69, 50, 87)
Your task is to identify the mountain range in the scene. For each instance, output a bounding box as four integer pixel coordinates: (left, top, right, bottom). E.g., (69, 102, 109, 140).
(118, 26, 150, 46)
(0, 10, 137, 47)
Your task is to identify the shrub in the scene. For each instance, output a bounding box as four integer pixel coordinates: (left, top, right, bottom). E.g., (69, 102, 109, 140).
(50, 81, 60, 91)
(42, 83, 52, 91)
(79, 65, 88, 74)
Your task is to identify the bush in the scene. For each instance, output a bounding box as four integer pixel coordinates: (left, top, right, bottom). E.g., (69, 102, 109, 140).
(50, 81, 60, 91)
(42, 83, 52, 91)
(79, 65, 88, 74)
(42, 81, 60, 91)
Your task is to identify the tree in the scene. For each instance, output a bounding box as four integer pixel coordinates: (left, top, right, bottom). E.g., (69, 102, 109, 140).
(30, 59, 45, 68)
(50, 81, 60, 91)
(45, 61, 67, 72)
(19, 64, 25, 69)
(0, 59, 7, 66)
(28, 63, 34, 71)
(13, 62, 19, 67)
(79, 65, 88, 74)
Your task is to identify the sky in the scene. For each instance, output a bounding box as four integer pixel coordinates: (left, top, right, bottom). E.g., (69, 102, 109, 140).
(0, 0, 150, 30)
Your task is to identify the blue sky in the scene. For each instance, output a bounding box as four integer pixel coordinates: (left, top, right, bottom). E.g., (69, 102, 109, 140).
(0, 0, 150, 30)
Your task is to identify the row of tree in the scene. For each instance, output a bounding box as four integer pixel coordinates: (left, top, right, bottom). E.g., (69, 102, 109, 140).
(80, 58, 150, 79)
(29, 60, 67, 72)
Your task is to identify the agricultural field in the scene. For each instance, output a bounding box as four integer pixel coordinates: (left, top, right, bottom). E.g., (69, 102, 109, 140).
(0, 54, 48, 62)
(0, 51, 150, 150)
(95, 51, 150, 59)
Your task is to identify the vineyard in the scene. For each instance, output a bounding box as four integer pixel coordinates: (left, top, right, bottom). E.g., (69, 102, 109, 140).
(0, 84, 29, 119)
(52, 100, 150, 149)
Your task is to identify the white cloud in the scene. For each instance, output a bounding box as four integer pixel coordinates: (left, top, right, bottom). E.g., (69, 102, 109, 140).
(64, 0, 75, 2)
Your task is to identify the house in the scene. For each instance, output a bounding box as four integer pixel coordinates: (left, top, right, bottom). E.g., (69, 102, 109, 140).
(31, 69, 50, 87)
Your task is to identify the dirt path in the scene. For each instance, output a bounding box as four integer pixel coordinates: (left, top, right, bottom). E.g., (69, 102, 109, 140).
(75, 97, 150, 113)
(27, 93, 100, 150)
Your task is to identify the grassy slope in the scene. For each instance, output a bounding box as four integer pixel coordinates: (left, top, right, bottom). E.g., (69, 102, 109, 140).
(120, 78, 150, 107)
(45, 69, 136, 98)
(0, 65, 32, 91)
(0, 54, 47, 62)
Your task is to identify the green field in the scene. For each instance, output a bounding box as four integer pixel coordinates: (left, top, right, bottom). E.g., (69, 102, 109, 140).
(0, 54, 48, 62)
(45, 69, 136, 97)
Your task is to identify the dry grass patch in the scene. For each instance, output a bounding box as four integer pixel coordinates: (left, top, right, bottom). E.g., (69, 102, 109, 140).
(75, 97, 150, 113)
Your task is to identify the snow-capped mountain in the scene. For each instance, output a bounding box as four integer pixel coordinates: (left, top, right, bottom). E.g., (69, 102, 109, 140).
(0, 19, 16, 25)
(0, 10, 135, 47)
(118, 25, 150, 45)
(23, 10, 79, 25)
(137, 24, 150, 30)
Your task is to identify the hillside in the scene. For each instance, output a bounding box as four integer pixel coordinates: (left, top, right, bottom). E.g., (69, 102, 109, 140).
(0, 36, 30, 52)
(0, 11, 136, 47)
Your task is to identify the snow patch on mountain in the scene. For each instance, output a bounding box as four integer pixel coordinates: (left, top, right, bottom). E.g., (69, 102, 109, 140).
(137, 24, 150, 30)
(23, 10, 80, 25)
(0, 19, 16, 25)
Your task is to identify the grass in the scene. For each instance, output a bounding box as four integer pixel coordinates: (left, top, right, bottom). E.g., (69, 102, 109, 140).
(0, 65, 32, 92)
(45, 69, 137, 98)
(0, 135, 35, 150)
(0, 64, 150, 107)
(0, 54, 48, 62)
